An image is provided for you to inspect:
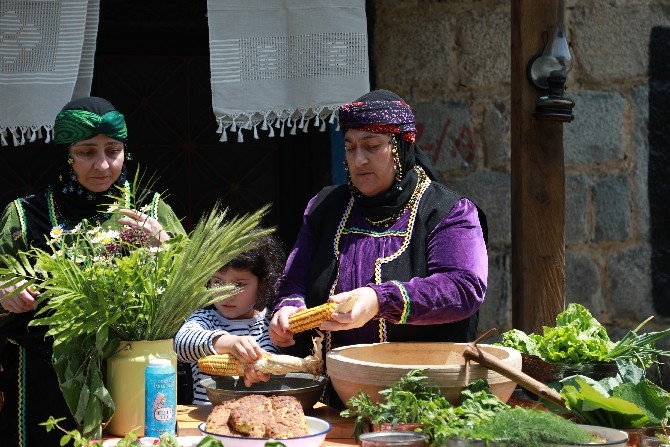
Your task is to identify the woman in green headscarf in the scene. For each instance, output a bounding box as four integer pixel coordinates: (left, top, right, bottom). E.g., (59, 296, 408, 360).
(0, 97, 185, 447)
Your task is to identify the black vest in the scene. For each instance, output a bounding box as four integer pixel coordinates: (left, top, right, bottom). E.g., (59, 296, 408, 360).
(287, 182, 484, 356)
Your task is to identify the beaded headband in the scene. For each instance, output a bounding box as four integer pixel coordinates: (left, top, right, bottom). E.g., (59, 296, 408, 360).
(338, 99, 416, 143)
(54, 109, 128, 145)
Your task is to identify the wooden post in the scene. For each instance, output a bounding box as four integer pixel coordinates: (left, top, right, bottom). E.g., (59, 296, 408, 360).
(510, 0, 565, 334)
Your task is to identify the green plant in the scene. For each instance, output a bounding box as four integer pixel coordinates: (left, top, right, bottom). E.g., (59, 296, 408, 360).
(340, 369, 452, 439)
(655, 419, 670, 444)
(41, 416, 226, 447)
(0, 181, 271, 441)
(559, 362, 670, 429)
(500, 303, 670, 368)
(340, 370, 596, 447)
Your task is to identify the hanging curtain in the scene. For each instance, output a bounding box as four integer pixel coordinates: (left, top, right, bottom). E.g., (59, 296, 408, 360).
(207, 0, 370, 143)
(0, 0, 100, 146)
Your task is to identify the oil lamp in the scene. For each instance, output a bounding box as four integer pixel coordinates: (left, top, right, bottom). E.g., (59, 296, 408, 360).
(526, 0, 575, 122)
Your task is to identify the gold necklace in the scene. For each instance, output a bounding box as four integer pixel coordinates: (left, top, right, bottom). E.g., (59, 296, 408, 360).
(363, 167, 427, 228)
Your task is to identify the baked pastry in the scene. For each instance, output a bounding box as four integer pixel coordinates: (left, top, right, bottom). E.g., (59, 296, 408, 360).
(204, 394, 309, 438)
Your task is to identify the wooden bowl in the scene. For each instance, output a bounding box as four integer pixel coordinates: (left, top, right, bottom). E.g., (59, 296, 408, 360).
(325, 342, 521, 406)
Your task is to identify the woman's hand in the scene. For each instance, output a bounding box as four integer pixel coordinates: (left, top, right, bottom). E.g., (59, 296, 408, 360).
(269, 306, 304, 347)
(0, 280, 39, 313)
(320, 287, 380, 331)
(117, 209, 170, 246)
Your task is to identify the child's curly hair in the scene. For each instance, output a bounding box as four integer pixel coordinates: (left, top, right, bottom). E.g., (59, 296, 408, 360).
(221, 228, 286, 310)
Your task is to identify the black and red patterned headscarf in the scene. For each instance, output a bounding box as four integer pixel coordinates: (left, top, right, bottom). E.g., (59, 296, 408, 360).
(338, 92, 416, 143)
(337, 89, 441, 184)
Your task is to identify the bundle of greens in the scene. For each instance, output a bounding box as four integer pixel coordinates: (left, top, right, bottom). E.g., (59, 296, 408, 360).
(500, 303, 670, 368)
(340, 370, 599, 447)
(559, 362, 670, 429)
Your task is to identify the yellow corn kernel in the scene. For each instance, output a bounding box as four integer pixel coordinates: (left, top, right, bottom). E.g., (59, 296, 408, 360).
(288, 302, 338, 333)
(198, 354, 244, 376)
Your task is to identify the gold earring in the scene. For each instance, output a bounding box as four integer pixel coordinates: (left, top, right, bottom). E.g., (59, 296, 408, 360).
(392, 138, 402, 190)
(67, 156, 74, 165)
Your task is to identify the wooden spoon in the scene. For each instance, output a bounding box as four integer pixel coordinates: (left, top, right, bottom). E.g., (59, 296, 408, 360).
(462, 328, 566, 408)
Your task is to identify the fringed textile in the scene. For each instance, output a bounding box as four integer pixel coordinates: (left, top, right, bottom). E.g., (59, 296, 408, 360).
(0, 0, 100, 146)
(206, 0, 370, 143)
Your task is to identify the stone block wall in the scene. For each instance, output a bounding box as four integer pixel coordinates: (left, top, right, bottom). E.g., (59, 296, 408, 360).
(369, 0, 670, 337)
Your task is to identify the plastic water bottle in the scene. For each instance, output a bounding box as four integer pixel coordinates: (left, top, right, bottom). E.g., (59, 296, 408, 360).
(144, 358, 176, 437)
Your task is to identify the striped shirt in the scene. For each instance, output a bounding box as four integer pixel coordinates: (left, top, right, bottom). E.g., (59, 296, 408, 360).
(174, 308, 278, 404)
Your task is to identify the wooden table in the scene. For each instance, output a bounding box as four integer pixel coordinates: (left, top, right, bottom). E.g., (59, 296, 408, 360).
(177, 404, 358, 446)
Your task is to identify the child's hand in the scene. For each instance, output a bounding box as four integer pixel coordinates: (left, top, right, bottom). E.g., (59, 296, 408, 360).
(229, 336, 265, 363)
(242, 363, 271, 387)
(214, 334, 265, 363)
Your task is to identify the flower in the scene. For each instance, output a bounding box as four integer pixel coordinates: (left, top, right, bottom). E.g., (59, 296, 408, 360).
(0, 183, 271, 440)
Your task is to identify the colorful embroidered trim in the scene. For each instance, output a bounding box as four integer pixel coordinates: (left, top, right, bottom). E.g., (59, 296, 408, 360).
(327, 166, 431, 347)
(19, 345, 26, 447)
(11, 199, 28, 251)
(390, 280, 411, 323)
(373, 167, 430, 284)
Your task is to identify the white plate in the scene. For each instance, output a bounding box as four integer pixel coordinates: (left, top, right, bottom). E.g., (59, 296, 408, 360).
(199, 416, 332, 447)
(103, 436, 204, 447)
(552, 425, 628, 447)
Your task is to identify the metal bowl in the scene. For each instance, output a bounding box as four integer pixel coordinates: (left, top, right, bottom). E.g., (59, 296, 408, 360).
(200, 372, 328, 410)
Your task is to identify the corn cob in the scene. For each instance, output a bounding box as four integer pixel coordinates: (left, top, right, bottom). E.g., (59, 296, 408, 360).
(198, 353, 249, 376)
(288, 294, 358, 333)
(198, 332, 325, 377)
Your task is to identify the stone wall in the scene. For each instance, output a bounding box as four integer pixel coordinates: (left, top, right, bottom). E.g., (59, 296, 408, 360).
(369, 0, 670, 338)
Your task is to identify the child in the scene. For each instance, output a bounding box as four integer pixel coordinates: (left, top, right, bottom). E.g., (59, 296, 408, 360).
(174, 230, 285, 404)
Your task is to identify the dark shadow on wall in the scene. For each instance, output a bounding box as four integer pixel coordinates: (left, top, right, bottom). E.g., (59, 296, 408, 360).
(650, 27, 670, 317)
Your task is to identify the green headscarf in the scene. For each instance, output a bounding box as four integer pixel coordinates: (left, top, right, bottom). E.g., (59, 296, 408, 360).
(54, 109, 128, 145)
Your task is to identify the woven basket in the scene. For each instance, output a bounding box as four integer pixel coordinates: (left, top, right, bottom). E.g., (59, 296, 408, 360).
(521, 354, 618, 383)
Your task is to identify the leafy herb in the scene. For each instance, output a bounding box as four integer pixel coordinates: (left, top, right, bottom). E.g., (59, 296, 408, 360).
(468, 407, 595, 447)
(340, 370, 594, 447)
(41, 416, 182, 446)
(559, 362, 670, 428)
(340, 369, 451, 439)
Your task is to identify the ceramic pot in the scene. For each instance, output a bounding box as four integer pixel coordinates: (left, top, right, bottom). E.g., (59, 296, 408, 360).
(105, 339, 177, 437)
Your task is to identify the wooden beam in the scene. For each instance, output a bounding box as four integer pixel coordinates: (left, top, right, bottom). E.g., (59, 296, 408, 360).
(510, 0, 566, 333)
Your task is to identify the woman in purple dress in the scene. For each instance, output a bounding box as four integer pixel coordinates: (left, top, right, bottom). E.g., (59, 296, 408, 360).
(269, 89, 488, 407)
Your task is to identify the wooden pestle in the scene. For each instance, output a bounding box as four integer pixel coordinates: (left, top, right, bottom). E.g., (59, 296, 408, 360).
(462, 329, 566, 408)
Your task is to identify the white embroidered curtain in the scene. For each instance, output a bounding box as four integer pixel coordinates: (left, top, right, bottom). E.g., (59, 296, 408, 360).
(0, 0, 100, 146)
(207, 0, 370, 142)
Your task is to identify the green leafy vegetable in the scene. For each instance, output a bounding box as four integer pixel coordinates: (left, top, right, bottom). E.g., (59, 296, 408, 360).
(559, 361, 670, 429)
(340, 370, 596, 447)
(340, 369, 452, 439)
(560, 376, 649, 428)
(499, 303, 670, 368)
(467, 407, 595, 447)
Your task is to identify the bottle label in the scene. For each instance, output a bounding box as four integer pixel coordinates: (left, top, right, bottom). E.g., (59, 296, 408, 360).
(145, 366, 176, 437)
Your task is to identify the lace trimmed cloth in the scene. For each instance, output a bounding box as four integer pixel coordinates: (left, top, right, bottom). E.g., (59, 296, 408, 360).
(206, 0, 370, 142)
(0, 0, 99, 146)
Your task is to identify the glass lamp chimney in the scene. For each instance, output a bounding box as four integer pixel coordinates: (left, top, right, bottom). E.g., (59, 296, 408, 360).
(528, 0, 573, 91)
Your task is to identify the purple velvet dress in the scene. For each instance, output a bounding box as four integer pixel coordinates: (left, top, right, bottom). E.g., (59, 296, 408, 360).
(274, 176, 488, 351)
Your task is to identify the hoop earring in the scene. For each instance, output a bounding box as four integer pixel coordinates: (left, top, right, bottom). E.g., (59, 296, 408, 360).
(391, 137, 402, 190)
